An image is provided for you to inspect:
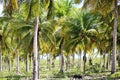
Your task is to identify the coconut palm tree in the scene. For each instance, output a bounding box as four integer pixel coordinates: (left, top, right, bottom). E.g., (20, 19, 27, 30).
(63, 9, 101, 74)
(82, 0, 119, 74)
(53, 0, 73, 73)
(18, 0, 55, 79)
(0, 0, 19, 72)
(5, 2, 55, 79)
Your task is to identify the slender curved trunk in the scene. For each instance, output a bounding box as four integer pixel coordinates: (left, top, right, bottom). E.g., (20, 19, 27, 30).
(26, 53, 29, 72)
(111, 0, 118, 74)
(0, 52, 2, 72)
(33, 17, 39, 80)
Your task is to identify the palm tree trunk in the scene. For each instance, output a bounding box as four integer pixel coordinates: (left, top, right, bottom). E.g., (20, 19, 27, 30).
(17, 51, 20, 73)
(65, 56, 69, 71)
(60, 53, 64, 73)
(103, 54, 106, 69)
(8, 59, 11, 71)
(72, 53, 75, 67)
(89, 57, 92, 65)
(33, 17, 39, 80)
(47, 54, 50, 69)
(52, 57, 55, 69)
(47, 53, 52, 70)
(100, 50, 102, 68)
(0, 52, 2, 72)
(68, 56, 70, 69)
(26, 53, 29, 72)
(49, 53, 52, 70)
(83, 51, 86, 74)
(106, 54, 110, 70)
(38, 52, 40, 79)
(37, 31, 40, 79)
(59, 37, 64, 73)
(78, 49, 81, 68)
(8, 53, 11, 71)
(111, 0, 118, 74)
(59, 55, 61, 67)
(30, 55, 32, 71)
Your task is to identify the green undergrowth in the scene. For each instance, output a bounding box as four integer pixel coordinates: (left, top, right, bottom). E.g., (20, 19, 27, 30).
(110, 72, 120, 79)
(0, 59, 120, 80)
(0, 70, 31, 80)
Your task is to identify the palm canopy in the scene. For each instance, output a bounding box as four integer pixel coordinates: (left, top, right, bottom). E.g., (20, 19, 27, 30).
(82, 0, 115, 16)
(63, 9, 101, 53)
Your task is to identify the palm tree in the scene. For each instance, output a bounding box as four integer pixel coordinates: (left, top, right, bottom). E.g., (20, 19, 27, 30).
(63, 9, 100, 74)
(7, 1, 55, 79)
(112, 0, 118, 74)
(0, 0, 19, 72)
(20, 0, 55, 79)
(54, 0, 73, 73)
(2, 0, 39, 78)
(20, 1, 39, 78)
(82, 0, 119, 74)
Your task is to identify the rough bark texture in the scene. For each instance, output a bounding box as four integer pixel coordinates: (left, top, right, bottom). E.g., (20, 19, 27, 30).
(111, 0, 118, 74)
(0, 52, 2, 72)
(33, 17, 39, 80)
(26, 53, 29, 72)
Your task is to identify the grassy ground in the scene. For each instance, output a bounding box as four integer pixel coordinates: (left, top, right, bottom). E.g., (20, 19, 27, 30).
(0, 57, 120, 80)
